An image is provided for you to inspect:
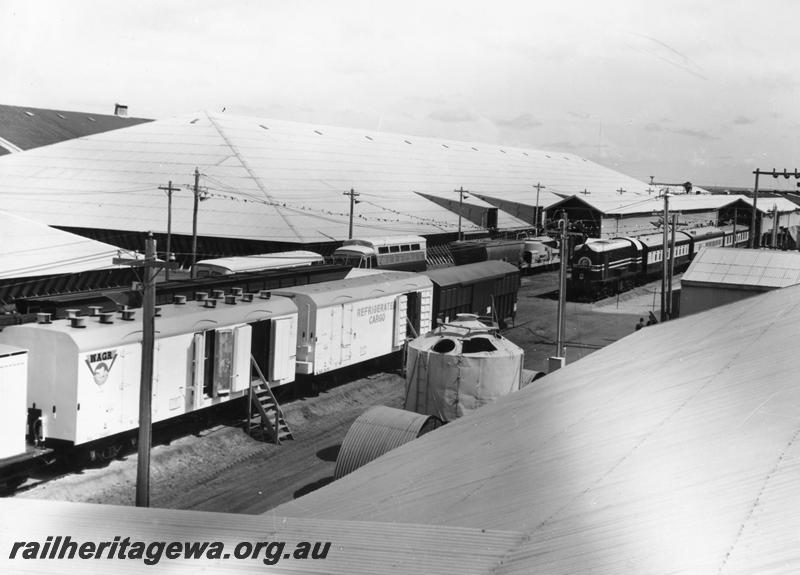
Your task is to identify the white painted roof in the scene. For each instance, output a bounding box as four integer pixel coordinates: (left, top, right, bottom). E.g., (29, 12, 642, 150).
(0, 293, 297, 351)
(683, 247, 800, 288)
(0, 210, 141, 279)
(0, 111, 656, 242)
(270, 283, 800, 573)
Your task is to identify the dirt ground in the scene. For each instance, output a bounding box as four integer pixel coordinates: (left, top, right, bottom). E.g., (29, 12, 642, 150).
(10, 270, 663, 513)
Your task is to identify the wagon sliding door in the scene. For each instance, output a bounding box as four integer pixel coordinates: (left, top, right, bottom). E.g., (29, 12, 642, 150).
(269, 316, 296, 384)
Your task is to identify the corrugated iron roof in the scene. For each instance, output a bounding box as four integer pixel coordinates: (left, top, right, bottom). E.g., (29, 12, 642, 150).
(0, 291, 297, 350)
(0, 210, 142, 279)
(682, 247, 800, 289)
(0, 104, 151, 151)
(0, 111, 656, 243)
(0, 499, 524, 574)
(422, 260, 519, 286)
(273, 271, 431, 308)
(270, 283, 800, 573)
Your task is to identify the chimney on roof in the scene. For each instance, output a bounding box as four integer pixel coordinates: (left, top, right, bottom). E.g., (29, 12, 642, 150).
(114, 103, 128, 117)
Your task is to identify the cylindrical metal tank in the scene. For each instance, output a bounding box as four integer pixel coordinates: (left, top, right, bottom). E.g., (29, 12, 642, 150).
(404, 314, 524, 421)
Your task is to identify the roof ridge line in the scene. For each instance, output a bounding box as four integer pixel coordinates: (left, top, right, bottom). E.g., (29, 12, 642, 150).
(203, 111, 303, 241)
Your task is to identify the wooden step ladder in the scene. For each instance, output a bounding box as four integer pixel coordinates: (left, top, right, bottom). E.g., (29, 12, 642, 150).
(247, 355, 293, 444)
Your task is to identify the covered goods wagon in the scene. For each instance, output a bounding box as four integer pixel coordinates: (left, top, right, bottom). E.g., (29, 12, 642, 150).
(274, 272, 433, 375)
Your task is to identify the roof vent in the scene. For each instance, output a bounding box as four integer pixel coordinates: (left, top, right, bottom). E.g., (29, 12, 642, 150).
(121, 309, 136, 321)
(204, 299, 218, 308)
(173, 294, 187, 305)
(114, 103, 128, 117)
(259, 290, 272, 300)
(99, 312, 114, 324)
(224, 295, 237, 305)
(242, 293, 255, 302)
(69, 317, 87, 329)
(212, 289, 225, 299)
(66, 309, 80, 319)
(24, 111, 35, 117)
(231, 287, 243, 297)
(195, 292, 208, 301)
(88, 306, 103, 316)
(36, 313, 52, 324)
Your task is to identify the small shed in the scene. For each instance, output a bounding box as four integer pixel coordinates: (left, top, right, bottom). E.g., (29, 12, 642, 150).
(680, 247, 800, 315)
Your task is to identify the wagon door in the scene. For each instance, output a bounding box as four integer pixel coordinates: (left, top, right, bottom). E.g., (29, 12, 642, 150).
(328, 305, 343, 370)
(189, 333, 205, 410)
(269, 316, 296, 384)
(341, 303, 354, 363)
(393, 294, 408, 349)
(231, 325, 252, 393)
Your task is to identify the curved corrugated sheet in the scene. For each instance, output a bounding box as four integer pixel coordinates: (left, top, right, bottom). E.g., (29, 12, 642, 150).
(334, 405, 443, 480)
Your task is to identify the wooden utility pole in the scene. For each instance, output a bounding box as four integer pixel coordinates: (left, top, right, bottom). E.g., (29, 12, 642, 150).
(668, 213, 677, 319)
(556, 211, 569, 357)
(771, 204, 779, 248)
(454, 187, 468, 241)
(158, 181, 180, 281)
(113, 234, 170, 507)
(749, 170, 761, 248)
(533, 182, 546, 233)
(661, 191, 670, 322)
(342, 188, 360, 239)
(191, 168, 200, 279)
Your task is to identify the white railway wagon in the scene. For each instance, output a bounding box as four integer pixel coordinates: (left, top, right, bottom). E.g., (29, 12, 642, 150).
(274, 272, 433, 375)
(0, 292, 298, 447)
(195, 250, 325, 277)
(0, 345, 28, 459)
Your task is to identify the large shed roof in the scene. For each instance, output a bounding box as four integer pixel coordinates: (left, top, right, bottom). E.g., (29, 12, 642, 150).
(0, 210, 142, 279)
(0, 104, 151, 154)
(270, 283, 800, 573)
(0, 111, 653, 243)
(683, 246, 800, 289)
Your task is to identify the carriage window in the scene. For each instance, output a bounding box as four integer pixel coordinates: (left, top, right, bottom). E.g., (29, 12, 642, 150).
(378, 246, 389, 254)
(411, 244, 420, 251)
(390, 245, 400, 253)
(401, 245, 411, 252)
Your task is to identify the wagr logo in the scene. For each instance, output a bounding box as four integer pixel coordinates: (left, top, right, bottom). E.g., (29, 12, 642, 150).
(85, 349, 118, 386)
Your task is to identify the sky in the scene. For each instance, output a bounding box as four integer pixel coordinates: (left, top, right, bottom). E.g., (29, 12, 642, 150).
(2, 0, 799, 188)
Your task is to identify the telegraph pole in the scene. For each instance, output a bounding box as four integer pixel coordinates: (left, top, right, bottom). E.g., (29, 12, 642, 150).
(113, 234, 171, 507)
(343, 188, 360, 239)
(158, 180, 179, 281)
(454, 187, 469, 241)
(668, 213, 677, 319)
(191, 168, 200, 279)
(661, 190, 670, 322)
(771, 204, 779, 248)
(556, 211, 568, 357)
(533, 182, 545, 234)
(749, 170, 761, 248)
